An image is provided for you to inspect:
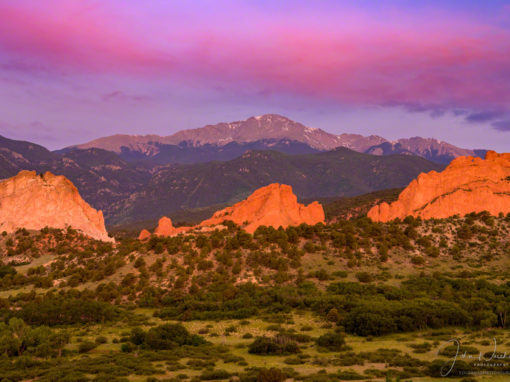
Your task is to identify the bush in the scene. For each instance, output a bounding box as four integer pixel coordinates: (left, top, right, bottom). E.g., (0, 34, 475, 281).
(144, 324, 206, 350)
(248, 335, 300, 355)
(355, 272, 373, 283)
(200, 369, 231, 380)
(121, 343, 133, 353)
(316, 332, 346, 351)
(411, 256, 425, 265)
(78, 341, 97, 353)
(0, 265, 16, 279)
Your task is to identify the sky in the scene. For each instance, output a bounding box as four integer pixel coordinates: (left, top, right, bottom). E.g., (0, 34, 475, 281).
(0, 0, 509, 151)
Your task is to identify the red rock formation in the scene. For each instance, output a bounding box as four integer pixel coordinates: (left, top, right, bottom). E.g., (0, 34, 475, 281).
(0, 170, 112, 241)
(139, 183, 325, 238)
(153, 217, 190, 237)
(368, 151, 510, 222)
(138, 229, 151, 241)
(199, 183, 324, 233)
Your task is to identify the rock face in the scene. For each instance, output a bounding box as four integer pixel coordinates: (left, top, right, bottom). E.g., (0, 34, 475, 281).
(138, 229, 151, 241)
(0, 170, 112, 241)
(139, 183, 325, 238)
(368, 151, 510, 222)
(199, 183, 325, 233)
(153, 217, 190, 237)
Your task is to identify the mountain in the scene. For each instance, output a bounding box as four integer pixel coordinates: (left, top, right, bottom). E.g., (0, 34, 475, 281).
(66, 114, 379, 153)
(62, 114, 483, 164)
(368, 151, 510, 222)
(108, 148, 444, 226)
(0, 171, 112, 241)
(365, 137, 487, 164)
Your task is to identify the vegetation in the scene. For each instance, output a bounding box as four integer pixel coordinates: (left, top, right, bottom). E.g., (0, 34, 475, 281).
(0, 210, 508, 380)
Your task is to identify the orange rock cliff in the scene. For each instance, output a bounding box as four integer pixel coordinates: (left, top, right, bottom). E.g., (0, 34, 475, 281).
(0, 171, 113, 242)
(139, 183, 325, 238)
(368, 151, 510, 222)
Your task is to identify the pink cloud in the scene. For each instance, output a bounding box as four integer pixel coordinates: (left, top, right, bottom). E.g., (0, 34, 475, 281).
(0, 1, 173, 72)
(1, 1, 510, 118)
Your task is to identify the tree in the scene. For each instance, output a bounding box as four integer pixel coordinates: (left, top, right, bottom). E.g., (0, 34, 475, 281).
(130, 327, 146, 345)
(49, 331, 70, 358)
(496, 302, 510, 328)
(8, 318, 27, 356)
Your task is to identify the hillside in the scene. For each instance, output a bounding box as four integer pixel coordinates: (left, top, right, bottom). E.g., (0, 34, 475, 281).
(108, 148, 444, 226)
(0, 212, 508, 380)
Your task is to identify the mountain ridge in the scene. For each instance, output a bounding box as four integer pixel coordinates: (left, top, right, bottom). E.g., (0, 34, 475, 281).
(61, 114, 483, 164)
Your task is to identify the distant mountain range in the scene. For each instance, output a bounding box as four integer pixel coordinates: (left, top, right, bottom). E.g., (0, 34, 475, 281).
(0, 134, 443, 226)
(62, 114, 485, 164)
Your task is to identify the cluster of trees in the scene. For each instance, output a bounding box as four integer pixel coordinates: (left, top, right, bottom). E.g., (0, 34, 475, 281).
(0, 318, 69, 358)
(16, 295, 119, 326)
(127, 323, 206, 351)
(2, 270, 508, 340)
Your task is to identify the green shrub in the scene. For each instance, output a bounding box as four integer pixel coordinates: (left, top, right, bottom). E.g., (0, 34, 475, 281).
(316, 332, 346, 351)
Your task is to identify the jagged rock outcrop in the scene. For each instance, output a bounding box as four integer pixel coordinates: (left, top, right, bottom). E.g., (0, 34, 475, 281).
(139, 183, 325, 238)
(368, 151, 510, 222)
(138, 229, 151, 241)
(0, 170, 112, 241)
(199, 183, 325, 233)
(153, 216, 190, 237)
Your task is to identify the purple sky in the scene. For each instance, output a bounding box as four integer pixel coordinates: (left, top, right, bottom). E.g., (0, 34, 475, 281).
(0, 0, 509, 151)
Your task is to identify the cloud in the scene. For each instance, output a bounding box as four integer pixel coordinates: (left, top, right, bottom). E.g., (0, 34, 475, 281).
(101, 91, 151, 103)
(466, 110, 505, 123)
(492, 120, 510, 132)
(0, 0, 510, 125)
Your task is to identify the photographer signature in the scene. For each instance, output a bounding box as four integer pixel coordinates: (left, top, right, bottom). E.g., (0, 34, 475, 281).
(438, 338, 509, 377)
